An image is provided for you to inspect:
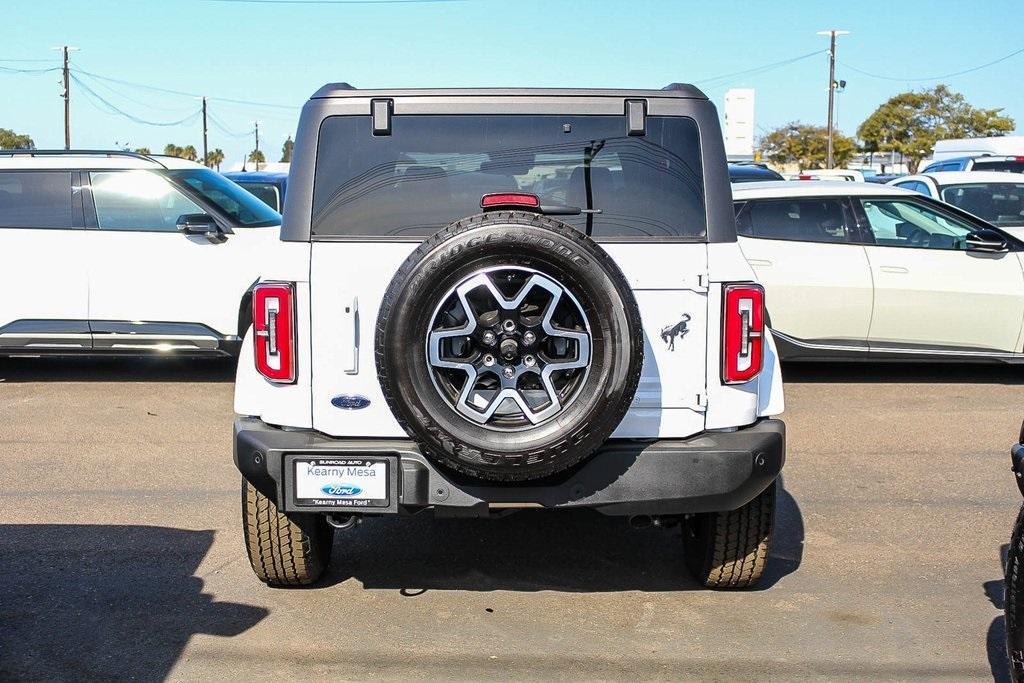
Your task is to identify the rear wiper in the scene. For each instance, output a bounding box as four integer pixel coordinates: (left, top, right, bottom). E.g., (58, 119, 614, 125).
(538, 204, 603, 216)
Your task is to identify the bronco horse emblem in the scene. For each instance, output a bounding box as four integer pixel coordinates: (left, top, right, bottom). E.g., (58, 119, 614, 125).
(660, 314, 691, 351)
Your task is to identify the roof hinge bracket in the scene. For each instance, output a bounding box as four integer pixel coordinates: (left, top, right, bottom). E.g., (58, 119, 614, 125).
(371, 98, 393, 136)
(625, 99, 646, 136)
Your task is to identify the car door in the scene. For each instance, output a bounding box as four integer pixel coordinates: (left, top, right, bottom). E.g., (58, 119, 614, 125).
(83, 169, 279, 352)
(736, 196, 873, 352)
(854, 195, 1024, 354)
(0, 170, 91, 351)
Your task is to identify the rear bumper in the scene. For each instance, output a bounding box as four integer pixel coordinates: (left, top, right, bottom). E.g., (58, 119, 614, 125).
(234, 417, 785, 517)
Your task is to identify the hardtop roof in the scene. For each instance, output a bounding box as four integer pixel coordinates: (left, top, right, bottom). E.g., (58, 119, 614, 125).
(310, 83, 708, 101)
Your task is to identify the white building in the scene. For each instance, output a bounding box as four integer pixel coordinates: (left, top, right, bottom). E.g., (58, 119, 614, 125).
(724, 88, 755, 160)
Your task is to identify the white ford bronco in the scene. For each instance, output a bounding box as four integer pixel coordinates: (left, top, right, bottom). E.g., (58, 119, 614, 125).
(233, 84, 786, 589)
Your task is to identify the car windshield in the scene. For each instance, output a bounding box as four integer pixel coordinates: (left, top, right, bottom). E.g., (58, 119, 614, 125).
(312, 114, 706, 239)
(940, 182, 1024, 226)
(167, 169, 281, 227)
(236, 181, 282, 212)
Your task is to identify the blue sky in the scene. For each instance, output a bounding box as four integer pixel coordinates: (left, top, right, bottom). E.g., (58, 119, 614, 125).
(3, 0, 1023, 165)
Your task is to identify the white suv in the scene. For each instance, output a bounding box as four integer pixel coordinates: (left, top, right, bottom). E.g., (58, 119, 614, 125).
(234, 85, 786, 589)
(0, 150, 281, 356)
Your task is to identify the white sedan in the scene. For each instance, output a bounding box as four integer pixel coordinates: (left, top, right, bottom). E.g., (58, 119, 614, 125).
(732, 181, 1024, 362)
(887, 171, 1024, 240)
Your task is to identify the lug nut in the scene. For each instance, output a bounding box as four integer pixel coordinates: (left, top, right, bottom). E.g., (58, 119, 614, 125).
(522, 330, 536, 345)
(481, 330, 497, 346)
(502, 319, 516, 333)
(523, 354, 536, 367)
(502, 366, 516, 379)
(483, 354, 495, 367)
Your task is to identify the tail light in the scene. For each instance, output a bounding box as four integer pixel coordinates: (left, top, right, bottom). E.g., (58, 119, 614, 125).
(721, 283, 765, 385)
(253, 282, 296, 384)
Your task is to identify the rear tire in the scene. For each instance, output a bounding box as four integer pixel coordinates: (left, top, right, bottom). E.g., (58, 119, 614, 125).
(241, 480, 334, 586)
(682, 480, 776, 589)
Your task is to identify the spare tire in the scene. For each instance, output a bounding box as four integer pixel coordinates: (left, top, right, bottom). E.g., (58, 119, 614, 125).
(376, 211, 643, 481)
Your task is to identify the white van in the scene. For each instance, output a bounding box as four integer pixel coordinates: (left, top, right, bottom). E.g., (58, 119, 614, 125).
(933, 137, 1024, 161)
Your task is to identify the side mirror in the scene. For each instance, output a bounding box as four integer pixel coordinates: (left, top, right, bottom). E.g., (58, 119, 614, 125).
(965, 228, 1008, 253)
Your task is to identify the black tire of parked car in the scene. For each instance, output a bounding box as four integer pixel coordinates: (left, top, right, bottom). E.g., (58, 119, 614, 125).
(682, 480, 776, 589)
(241, 480, 334, 586)
(375, 210, 644, 482)
(1005, 502, 1024, 680)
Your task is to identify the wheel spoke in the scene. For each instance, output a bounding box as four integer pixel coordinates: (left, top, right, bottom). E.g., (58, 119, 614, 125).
(426, 266, 592, 429)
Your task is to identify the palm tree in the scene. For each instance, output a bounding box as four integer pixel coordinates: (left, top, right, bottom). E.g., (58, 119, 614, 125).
(205, 148, 225, 171)
(248, 149, 266, 171)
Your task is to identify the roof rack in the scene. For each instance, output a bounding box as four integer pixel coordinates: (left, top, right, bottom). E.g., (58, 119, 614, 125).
(0, 149, 167, 168)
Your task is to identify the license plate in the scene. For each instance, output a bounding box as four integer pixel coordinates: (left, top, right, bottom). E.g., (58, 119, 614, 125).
(292, 457, 390, 508)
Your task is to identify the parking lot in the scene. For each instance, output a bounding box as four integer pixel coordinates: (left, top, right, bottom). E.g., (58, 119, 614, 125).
(0, 357, 1019, 681)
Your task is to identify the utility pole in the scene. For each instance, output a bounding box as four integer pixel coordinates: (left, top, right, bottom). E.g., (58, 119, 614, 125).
(817, 30, 849, 169)
(201, 97, 209, 167)
(51, 46, 79, 149)
(254, 121, 260, 171)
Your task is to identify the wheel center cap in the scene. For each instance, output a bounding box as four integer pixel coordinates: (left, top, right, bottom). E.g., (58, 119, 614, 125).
(499, 338, 519, 361)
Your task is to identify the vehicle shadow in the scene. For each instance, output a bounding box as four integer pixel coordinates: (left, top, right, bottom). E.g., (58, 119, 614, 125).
(0, 525, 267, 680)
(782, 361, 1024, 385)
(0, 356, 236, 383)
(989, 543, 1013, 683)
(322, 479, 803, 594)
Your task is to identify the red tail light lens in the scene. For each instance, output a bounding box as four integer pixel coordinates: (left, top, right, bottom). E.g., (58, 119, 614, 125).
(722, 283, 765, 385)
(481, 192, 540, 209)
(252, 282, 296, 384)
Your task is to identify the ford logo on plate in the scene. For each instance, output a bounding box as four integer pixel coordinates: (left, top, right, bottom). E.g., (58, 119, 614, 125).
(331, 394, 371, 410)
(322, 484, 362, 497)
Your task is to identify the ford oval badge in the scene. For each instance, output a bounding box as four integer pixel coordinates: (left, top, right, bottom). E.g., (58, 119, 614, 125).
(331, 394, 371, 410)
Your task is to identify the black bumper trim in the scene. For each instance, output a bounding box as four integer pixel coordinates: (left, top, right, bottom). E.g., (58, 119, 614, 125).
(234, 418, 785, 517)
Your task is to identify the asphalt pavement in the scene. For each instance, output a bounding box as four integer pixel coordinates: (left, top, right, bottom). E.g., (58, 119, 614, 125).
(0, 357, 1021, 681)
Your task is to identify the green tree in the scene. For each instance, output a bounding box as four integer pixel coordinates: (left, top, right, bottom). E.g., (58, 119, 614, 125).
(205, 148, 225, 170)
(248, 149, 266, 170)
(857, 84, 1015, 173)
(134, 147, 151, 156)
(758, 122, 856, 170)
(163, 144, 198, 161)
(280, 136, 293, 163)
(0, 128, 35, 149)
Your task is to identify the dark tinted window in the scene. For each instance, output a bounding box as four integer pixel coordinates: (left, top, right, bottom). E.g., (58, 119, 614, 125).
(729, 164, 783, 183)
(895, 181, 930, 195)
(312, 114, 706, 239)
(236, 181, 281, 212)
(972, 159, 1024, 173)
(738, 198, 849, 243)
(940, 182, 1024, 226)
(0, 171, 74, 229)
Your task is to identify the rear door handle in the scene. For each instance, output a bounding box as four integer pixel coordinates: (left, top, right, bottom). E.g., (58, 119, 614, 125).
(747, 259, 772, 267)
(342, 295, 359, 374)
(879, 265, 909, 274)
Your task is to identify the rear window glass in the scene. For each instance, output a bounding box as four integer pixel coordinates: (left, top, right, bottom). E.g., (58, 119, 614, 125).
(237, 182, 281, 212)
(940, 182, 1024, 226)
(738, 198, 849, 243)
(973, 160, 1024, 173)
(312, 114, 705, 239)
(0, 171, 74, 229)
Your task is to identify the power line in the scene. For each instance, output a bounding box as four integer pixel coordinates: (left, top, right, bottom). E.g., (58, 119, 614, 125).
(0, 64, 60, 74)
(693, 49, 827, 86)
(201, 0, 465, 4)
(69, 65, 299, 110)
(71, 67, 199, 113)
(71, 74, 202, 127)
(208, 111, 255, 138)
(839, 46, 1024, 82)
